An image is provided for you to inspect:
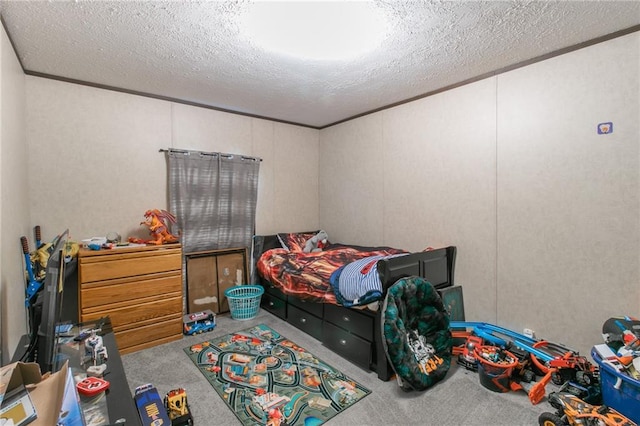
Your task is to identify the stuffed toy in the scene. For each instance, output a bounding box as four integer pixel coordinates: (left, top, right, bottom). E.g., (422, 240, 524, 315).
(303, 230, 329, 253)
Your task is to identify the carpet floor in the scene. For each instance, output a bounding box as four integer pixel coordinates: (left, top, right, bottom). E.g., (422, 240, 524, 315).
(183, 323, 371, 425)
(122, 309, 554, 425)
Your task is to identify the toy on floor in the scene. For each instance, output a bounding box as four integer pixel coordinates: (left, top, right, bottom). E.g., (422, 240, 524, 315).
(450, 321, 600, 405)
(456, 335, 482, 371)
(183, 310, 216, 335)
(474, 345, 519, 393)
(135, 383, 172, 426)
(164, 388, 194, 426)
(538, 391, 635, 426)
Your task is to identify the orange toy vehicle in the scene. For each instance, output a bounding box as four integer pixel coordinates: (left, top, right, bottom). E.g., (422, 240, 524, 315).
(538, 391, 636, 426)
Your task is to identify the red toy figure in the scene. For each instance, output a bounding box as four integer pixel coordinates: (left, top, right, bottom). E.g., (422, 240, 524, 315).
(130, 209, 180, 245)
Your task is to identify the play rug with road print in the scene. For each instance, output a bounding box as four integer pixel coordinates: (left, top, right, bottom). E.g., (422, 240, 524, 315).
(184, 324, 371, 426)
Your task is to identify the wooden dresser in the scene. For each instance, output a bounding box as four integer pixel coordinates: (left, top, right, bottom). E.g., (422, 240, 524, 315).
(78, 244, 183, 354)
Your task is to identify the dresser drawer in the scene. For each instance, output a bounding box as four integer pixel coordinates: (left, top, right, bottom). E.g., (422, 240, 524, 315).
(116, 316, 183, 354)
(287, 304, 323, 341)
(288, 296, 323, 318)
(81, 294, 182, 328)
(80, 272, 181, 308)
(262, 292, 287, 320)
(324, 304, 374, 341)
(323, 321, 371, 369)
(79, 248, 182, 282)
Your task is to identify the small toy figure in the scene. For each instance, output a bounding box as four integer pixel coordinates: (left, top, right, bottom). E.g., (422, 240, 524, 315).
(457, 335, 482, 371)
(131, 209, 180, 245)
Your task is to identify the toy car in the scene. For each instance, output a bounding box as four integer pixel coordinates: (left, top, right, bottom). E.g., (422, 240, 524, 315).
(547, 353, 598, 386)
(509, 345, 537, 383)
(183, 309, 216, 335)
(538, 391, 634, 426)
(164, 388, 194, 426)
(556, 380, 602, 405)
(134, 383, 172, 426)
(457, 335, 482, 371)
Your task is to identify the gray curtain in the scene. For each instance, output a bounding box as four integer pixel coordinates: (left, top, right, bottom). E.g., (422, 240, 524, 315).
(167, 149, 260, 254)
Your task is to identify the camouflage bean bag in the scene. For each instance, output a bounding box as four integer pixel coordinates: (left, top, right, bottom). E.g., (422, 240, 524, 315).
(382, 276, 452, 391)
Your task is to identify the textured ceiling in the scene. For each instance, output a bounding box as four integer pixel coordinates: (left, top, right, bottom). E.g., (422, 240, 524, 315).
(0, 1, 639, 128)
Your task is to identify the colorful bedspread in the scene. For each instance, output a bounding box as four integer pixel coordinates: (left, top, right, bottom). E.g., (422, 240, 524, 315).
(257, 243, 406, 304)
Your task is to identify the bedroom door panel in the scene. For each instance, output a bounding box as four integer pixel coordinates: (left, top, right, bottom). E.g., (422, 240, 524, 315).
(185, 248, 249, 314)
(216, 252, 246, 313)
(186, 256, 219, 313)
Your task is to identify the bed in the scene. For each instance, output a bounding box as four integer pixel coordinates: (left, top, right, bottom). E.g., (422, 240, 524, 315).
(252, 231, 457, 381)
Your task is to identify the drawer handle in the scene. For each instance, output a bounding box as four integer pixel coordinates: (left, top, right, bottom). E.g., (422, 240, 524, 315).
(342, 316, 350, 322)
(269, 301, 275, 307)
(339, 339, 347, 346)
(300, 318, 307, 324)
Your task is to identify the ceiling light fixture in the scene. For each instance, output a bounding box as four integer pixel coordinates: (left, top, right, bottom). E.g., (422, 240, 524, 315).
(241, 1, 389, 61)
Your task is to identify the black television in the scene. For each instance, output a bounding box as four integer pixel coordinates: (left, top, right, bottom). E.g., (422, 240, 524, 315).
(33, 229, 69, 373)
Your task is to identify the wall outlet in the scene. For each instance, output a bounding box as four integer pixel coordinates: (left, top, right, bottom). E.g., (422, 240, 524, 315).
(523, 328, 535, 339)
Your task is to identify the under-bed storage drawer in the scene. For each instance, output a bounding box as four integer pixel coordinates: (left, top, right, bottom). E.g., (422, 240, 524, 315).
(263, 282, 285, 298)
(262, 291, 287, 319)
(324, 304, 373, 341)
(288, 304, 323, 341)
(323, 321, 371, 369)
(288, 296, 323, 318)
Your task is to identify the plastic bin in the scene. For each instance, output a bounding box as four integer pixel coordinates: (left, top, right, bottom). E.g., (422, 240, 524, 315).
(591, 346, 640, 423)
(474, 346, 518, 393)
(224, 285, 264, 320)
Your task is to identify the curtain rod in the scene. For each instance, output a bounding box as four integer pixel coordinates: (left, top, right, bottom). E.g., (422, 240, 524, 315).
(159, 148, 262, 162)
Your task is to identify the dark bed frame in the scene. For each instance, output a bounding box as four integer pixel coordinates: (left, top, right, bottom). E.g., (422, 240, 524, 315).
(253, 234, 457, 381)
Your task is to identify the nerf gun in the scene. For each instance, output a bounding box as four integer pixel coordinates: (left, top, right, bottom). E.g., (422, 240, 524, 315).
(20, 234, 41, 308)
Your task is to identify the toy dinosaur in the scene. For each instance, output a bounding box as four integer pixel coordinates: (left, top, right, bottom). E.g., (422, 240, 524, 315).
(133, 209, 180, 245)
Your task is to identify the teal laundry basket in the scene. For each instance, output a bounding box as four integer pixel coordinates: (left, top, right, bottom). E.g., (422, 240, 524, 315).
(224, 285, 264, 320)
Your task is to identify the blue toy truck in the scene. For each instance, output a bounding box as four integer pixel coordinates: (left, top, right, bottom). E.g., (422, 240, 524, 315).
(183, 310, 216, 335)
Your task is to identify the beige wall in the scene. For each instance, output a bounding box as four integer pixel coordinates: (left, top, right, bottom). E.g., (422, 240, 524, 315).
(0, 74, 319, 361)
(25, 78, 320, 243)
(0, 25, 29, 362)
(320, 80, 498, 323)
(496, 33, 639, 355)
(320, 32, 640, 356)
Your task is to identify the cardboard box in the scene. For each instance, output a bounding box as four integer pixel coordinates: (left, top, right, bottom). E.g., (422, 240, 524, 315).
(0, 361, 69, 426)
